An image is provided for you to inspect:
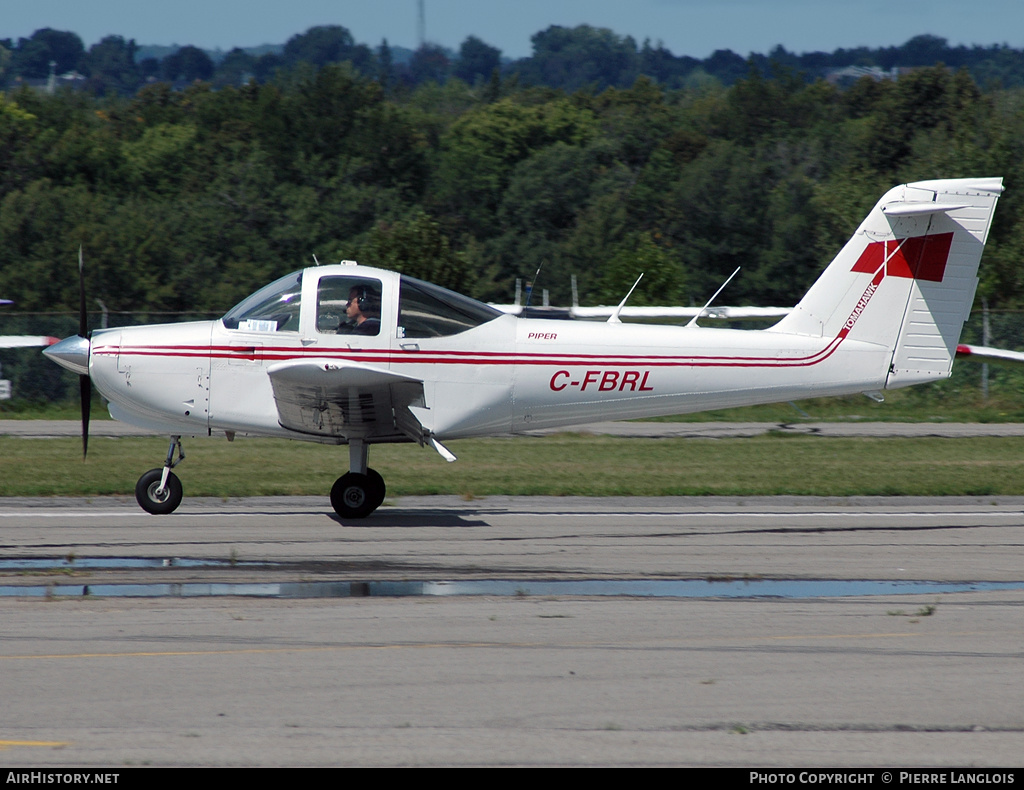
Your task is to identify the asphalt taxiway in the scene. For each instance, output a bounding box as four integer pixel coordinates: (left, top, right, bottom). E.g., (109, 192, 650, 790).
(1, 494, 1023, 766)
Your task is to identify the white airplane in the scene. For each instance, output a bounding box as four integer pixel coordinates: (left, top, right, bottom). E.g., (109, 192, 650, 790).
(955, 342, 1024, 366)
(0, 299, 60, 350)
(43, 177, 1003, 518)
(0, 335, 60, 349)
(0, 300, 59, 399)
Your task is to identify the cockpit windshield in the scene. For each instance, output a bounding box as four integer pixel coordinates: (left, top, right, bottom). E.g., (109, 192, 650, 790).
(221, 269, 503, 338)
(222, 271, 302, 331)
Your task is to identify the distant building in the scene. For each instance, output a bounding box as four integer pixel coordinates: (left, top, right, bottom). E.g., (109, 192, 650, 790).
(825, 65, 903, 86)
(56, 70, 87, 90)
(10, 70, 87, 94)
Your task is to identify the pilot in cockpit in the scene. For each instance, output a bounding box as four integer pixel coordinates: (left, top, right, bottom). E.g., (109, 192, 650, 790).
(341, 285, 381, 336)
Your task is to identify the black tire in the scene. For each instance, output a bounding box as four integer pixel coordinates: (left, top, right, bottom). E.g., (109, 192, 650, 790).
(135, 468, 183, 515)
(365, 467, 386, 510)
(330, 472, 383, 519)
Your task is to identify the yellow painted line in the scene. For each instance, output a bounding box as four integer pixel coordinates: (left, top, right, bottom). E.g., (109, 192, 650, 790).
(0, 740, 69, 749)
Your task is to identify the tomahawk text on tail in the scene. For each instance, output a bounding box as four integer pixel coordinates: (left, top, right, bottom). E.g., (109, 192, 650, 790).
(43, 178, 1003, 517)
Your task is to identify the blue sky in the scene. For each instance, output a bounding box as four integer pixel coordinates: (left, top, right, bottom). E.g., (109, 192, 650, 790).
(5, 0, 1024, 59)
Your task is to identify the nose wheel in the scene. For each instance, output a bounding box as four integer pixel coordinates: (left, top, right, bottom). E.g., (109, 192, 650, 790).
(330, 468, 385, 519)
(136, 468, 183, 515)
(135, 436, 185, 515)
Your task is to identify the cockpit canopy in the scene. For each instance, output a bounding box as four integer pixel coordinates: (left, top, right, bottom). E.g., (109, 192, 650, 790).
(396, 275, 502, 338)
(221, 268, 502, 339)
(221, 271, 302, 332)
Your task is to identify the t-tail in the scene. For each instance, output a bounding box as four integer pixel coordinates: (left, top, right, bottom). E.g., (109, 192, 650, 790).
(769, 177, 1003, 389)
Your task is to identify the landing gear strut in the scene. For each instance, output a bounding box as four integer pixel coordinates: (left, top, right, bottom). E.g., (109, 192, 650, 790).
(136, 436, 185, 515)
(330, 439, 386, 519)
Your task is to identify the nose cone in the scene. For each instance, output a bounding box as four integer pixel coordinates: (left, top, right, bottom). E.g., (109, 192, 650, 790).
(43, 335, 91, 376)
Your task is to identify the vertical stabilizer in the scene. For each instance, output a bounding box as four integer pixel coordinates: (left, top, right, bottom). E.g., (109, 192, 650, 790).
(769, 177, 1002, 389)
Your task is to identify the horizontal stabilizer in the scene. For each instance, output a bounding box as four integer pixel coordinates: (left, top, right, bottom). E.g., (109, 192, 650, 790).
(881, 202, 972, 217)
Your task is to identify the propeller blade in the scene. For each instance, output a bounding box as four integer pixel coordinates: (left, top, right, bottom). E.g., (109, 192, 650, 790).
(77, 245, 90, 458)
(79, 374, 91, 459)
(78, 246, 87, 339)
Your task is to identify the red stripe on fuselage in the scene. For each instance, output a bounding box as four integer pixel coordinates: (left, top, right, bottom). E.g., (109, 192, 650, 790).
(97, 337, 846, 368)
(97, 267, 887, 371)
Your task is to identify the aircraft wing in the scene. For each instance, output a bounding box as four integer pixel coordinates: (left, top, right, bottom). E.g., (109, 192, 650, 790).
(490, 304, 791, 321)
(495, 302, 1024, 366)
(0, 336, 60, 349)
(569, 305, 792, 321)
(266, 358, 428, 442)
(955, 344, 1024, 367)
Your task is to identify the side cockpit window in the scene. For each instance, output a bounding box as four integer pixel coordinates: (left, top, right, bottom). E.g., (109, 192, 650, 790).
(317, 276, 383, 337)
(397, 276, 503, 338)
(222, 271, 302, 332)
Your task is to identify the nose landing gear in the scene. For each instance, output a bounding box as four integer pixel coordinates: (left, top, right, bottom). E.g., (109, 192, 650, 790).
(135, 436, 185, 515)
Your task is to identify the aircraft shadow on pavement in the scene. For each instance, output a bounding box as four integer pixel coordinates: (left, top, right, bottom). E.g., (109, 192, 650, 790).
(328, 510, 491, 528)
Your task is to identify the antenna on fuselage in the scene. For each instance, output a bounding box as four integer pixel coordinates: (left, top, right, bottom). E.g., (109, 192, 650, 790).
(686, 266, 740, 328)
(524, 264, 543, 308)
(607, 273, 644, 324)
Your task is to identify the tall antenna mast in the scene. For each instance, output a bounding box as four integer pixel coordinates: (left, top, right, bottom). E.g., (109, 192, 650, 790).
(417, 0, 426, 48)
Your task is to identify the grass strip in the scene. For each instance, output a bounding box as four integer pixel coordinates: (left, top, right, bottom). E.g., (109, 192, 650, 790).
(2, 433, 1024, 498)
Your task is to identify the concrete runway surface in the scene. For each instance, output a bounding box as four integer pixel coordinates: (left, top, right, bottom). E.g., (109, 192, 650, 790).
(1, 494, 1023, 767)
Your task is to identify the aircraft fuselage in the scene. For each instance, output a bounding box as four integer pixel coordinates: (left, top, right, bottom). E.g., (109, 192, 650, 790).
(88, 269, 891, 444)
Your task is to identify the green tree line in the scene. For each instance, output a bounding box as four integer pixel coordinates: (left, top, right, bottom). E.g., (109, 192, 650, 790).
(6, 35, 1024, 405)
(8, 24, 1024, 94)
(5, 55, 1024, 313)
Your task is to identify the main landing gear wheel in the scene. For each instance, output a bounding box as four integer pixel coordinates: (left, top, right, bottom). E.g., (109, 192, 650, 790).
(135, 468, 183, 515)
(330, 468, 385, 519)
(365, 467, 386, 509)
